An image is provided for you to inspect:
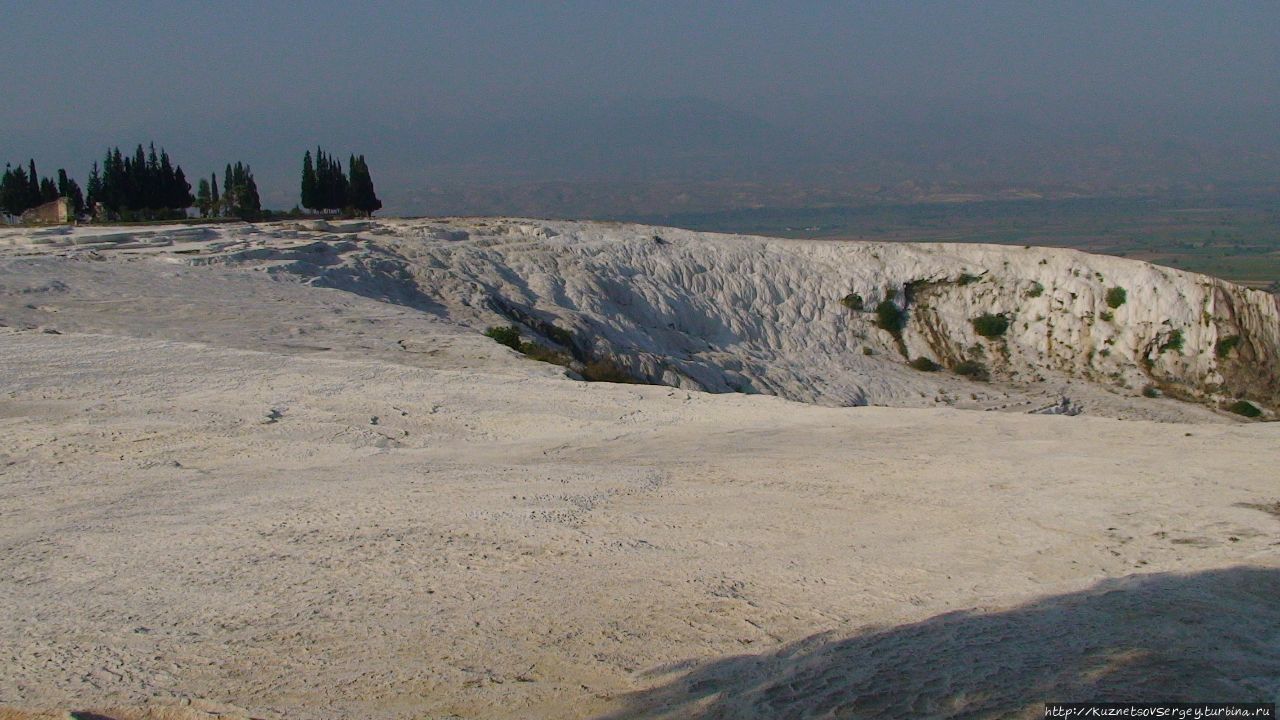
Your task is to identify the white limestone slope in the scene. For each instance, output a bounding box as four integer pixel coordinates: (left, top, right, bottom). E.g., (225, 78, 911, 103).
(3, 219, 1280, 719)
(277, 219, 1280, 415)
(3, 217, 1277, 418)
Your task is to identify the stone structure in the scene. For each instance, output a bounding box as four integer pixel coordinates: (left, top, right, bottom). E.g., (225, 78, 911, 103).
(20, 197, 74, 225)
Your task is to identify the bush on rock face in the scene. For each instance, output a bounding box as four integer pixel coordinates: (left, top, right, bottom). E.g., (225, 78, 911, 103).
(580, 358, 640, 384)
(841, 293, 865, 311)
(953, 360, 989, 381)
(1106, 286, 1127, 309)
(484, 325, 522, 350)
(1228, 400, 1262, 418)
(972, 313, 1010, 339)
(520, 343, 572, 366)
(1215, 334, 1240, 358)
(875, 301, 906, 333)
(909, 356, 940, 372)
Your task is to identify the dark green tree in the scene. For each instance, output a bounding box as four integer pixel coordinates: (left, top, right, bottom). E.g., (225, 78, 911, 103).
(88, 144, 194, 219)
(223, 164, 233, 217)
(105, 147, 125, 214)
(218, 161, 261, 220)
(1, 164, 30, 216)
(85, 162, 102, 216)
(66, 177, 85, 215)
(40, 177, 59, 203)
(27, 160, 40, 207)
(301, 150, 317, 211)
(145, 144, 162, 210)
(348, 155, 382, 217)
(158, 149, 175, 208)
(330, 155, 348, 211)
(130, 145, 147, 210)
(172, 166, 193, 210)
(311, 148, 350, 213)
(243, 172, 261, 216)
(196, 178, 212, 217)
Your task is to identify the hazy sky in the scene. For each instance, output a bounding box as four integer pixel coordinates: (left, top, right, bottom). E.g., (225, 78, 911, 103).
(3, 1, 1278, 211)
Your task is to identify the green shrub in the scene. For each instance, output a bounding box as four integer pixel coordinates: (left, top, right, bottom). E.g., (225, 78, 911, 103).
(958, 273, 980, 286)
(520, 342, 572, 366)
(875, 300, 907, 333)
(909, 356, 940, 372)
(1228, 400, 1262, 418)
(544, 324, 574, 347)
(952, 360, 989, 381)
(972, 313, 1010, 338)
(1160, 329, 1184, 353)
(1141, 385, 1161, 398)
(1106, 286, 1127, 309)
(1215, 334, 1240, 358)
(484, 325, 522, 350)
(841, 293, 864, 311)
(580, 358, 640, 384)
(1026, 281, 1044, 298)
(1099, 310, 1113, 322)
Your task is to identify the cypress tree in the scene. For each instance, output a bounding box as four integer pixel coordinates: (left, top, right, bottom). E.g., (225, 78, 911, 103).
(40, 177, 59, 203)
(63, 175, 85, 216)
(223, 164, 233, 217)
(173, 166, 192, 210)
(349, 155, 382, 217)
(86, 162, 102, 216)
(346, 155, 359, 213)
(101, 150, 112, 213)
(315, 149, 328, 212)
(104, 148, 125, 216)
(0, 165, 12, 216)
(145, 144, 161, 210)
(1, 165, 24, 216)
(316, 150, 327, 211)
(196, 179, 211, 217)
(158, 149, 175, 208)
(130, 145, 147, 211)
(112, 147, 126, 214)
(11, 163, 35, 212)
(1, 164, 27, 216)
(27, 160, 40, 208)
(118, 149, 131, 212)
(244, 170, 261, 216)
(301, 150, 317, 211)
(314, 148, 350, 213)
(333, 156, 348, 211)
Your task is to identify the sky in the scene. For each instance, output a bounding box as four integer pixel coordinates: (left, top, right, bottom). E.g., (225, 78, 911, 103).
(2, 1, 1278, 213)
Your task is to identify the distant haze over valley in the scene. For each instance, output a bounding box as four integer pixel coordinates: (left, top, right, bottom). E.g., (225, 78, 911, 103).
(3, 3, 1278, 217)
(8, 94, 1279, 218)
